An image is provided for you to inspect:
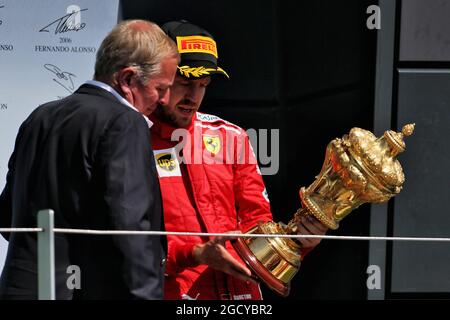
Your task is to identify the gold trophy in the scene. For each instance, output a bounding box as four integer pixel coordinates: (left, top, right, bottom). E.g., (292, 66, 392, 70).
(232, 124, 415, 296)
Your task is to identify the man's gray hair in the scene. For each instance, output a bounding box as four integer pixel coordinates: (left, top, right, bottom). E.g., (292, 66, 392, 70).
(95, 19, 178, 84)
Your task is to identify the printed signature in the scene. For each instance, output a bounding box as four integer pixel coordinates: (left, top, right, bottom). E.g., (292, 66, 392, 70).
(0, 5, 4, 26)
(44, 64, 76, 93)
(39, 8, 87, 34)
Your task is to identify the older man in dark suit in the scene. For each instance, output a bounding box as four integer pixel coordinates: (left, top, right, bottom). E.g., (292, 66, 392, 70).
(0, 19, 179, 300)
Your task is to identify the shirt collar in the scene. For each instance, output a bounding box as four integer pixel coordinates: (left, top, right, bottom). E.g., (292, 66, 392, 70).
(84, 80, 153, 128)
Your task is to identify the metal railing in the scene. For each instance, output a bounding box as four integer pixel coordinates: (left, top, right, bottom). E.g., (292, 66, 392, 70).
(1, 209, 450, 300)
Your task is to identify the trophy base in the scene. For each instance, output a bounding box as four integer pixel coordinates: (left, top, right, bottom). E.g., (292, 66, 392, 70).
(232, 237, 290, 297)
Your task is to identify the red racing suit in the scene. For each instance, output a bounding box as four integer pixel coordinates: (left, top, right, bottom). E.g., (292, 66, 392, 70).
(150, 112, 273, 300)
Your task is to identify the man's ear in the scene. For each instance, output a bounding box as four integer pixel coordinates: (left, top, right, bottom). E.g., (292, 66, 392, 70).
(116, 67, 137, 97)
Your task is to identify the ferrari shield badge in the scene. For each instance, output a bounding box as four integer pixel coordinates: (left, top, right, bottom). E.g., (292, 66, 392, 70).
(203, 135, 221, 155)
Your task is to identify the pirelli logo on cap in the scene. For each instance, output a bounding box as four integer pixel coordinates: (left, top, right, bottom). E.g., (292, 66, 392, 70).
(177, 36, 218, 58)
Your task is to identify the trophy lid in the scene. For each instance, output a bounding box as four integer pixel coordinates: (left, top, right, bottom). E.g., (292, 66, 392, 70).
(347, 124, 415, 193)
(384, 123, 415, 157)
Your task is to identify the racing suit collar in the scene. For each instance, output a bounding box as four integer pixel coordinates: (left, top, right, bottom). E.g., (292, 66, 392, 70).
(149, 113, 196, 140)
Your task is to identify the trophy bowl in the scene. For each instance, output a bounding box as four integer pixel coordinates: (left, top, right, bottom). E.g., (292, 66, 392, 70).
(233, 124, 415, 296)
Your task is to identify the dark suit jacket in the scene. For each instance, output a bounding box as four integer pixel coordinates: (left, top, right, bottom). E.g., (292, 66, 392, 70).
(0, 84, 166, 300)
